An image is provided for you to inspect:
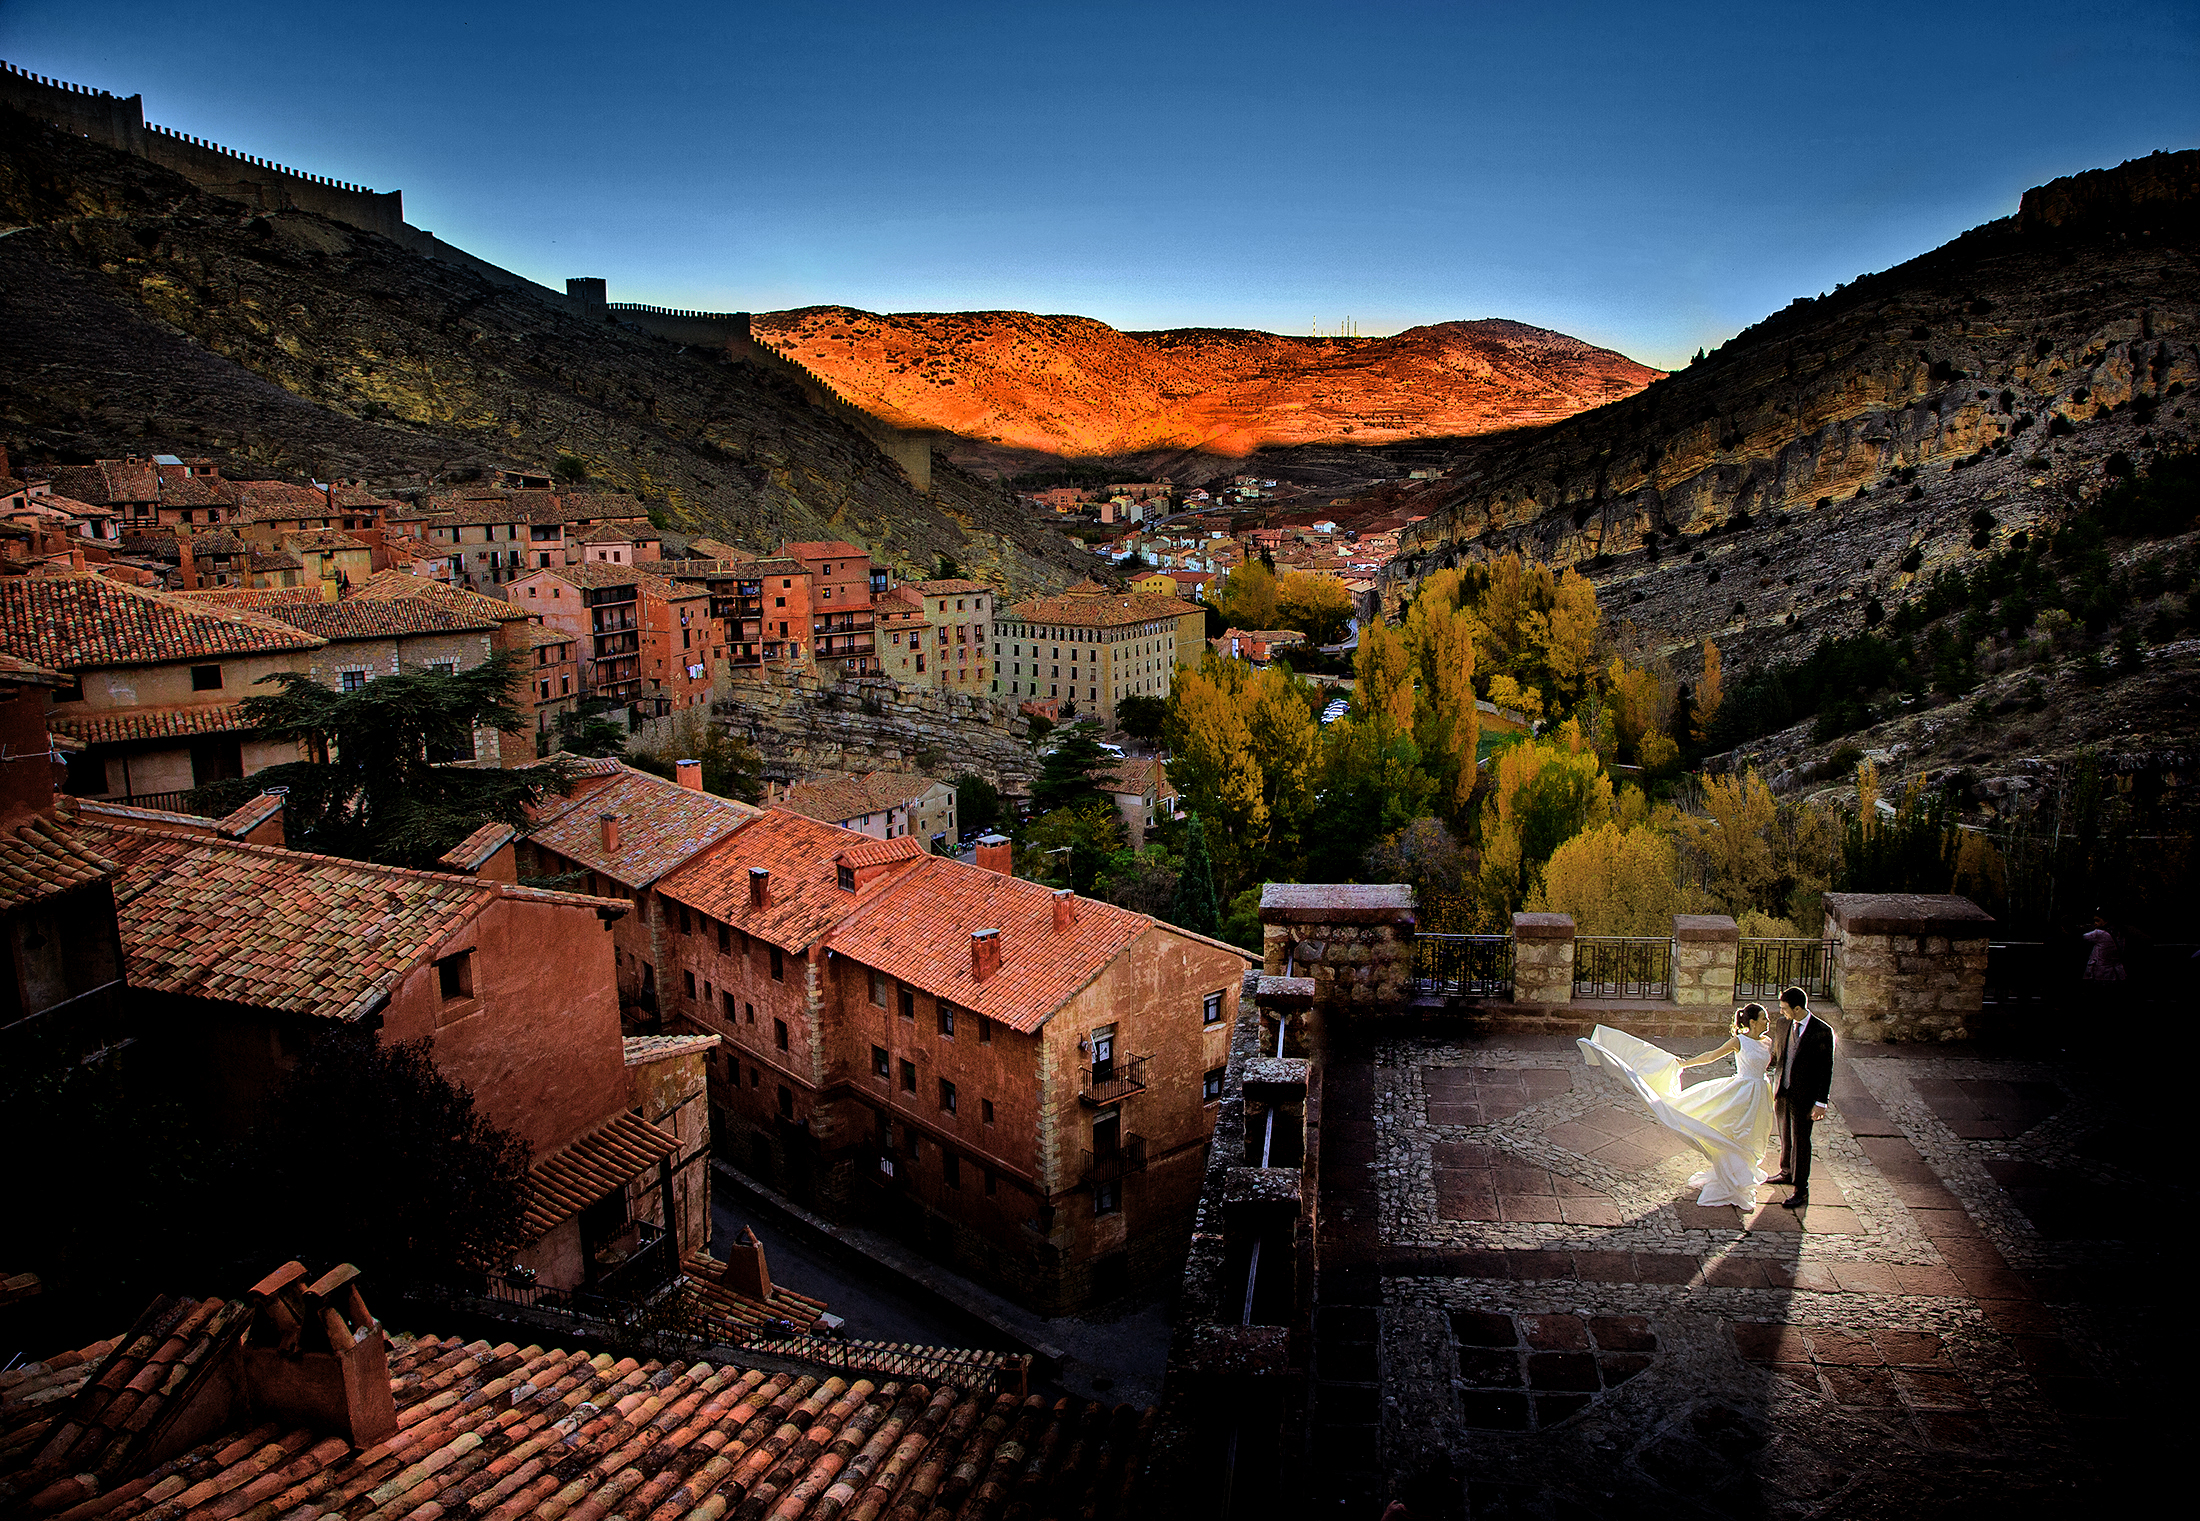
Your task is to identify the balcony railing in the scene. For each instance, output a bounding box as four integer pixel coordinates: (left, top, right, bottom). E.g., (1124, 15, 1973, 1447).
(1412, 933, 1512, 1000)
(1736, 938, 1836, 999)
(1081, 1052, 1150, 1106)
(1573, 936, 1672, 1000)
(592, 1218, 679, 1303)
(1082, 1134, 1148, 1186)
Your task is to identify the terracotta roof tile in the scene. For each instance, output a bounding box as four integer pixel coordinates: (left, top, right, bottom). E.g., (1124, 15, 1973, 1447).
(48, 460, 160, 505)
(780, 541, 870, 561)
(778, 771, 943, 828)
(278, 529, 370, 552)
(525, 622, 574, 649)
(0, 575, 324, 670)
(835, 834, 924, 870)
(907, 579, 991, 596)
(574, 522, 639, 544)
(1006, 591, 1192, 629)
(0, 651, 67, 685)
(656, 808, 922, 951)
(520, 1112, 680, 1240)
(349, 569, 531, 622)
(0, 812, 117, 911)
(260, 598, 500, 640)
(436, 821, 515, 872)
(823, 858, 1151, 1033)
(621, 1033, 721, 1065)
(46, 702, 258, 746)
(524, 762, 760, 889)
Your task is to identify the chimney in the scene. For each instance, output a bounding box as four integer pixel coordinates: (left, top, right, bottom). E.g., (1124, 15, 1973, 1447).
(749, 866, 770, 909)
(676, 758, 703, 791)
(599, 812, 621, 854)
(235, 1262, 397, 1448)
(723, 1224, 774, 1302)
(1053, 888, 1079, 933)
(974, 833, 1012, 875)
(971, 927, 1001, 982)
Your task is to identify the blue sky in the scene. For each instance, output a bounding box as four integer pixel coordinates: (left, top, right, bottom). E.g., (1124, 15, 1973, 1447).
(6, 2, 2195, 368)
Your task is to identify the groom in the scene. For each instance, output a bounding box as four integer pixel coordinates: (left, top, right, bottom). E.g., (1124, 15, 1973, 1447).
(1768, 985, 1832, 1208)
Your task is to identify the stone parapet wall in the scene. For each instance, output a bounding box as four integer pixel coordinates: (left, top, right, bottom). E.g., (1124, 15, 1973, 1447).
(1824, 892, 1994, 1042)
(1671, 914, 1739, 1007)
(1510, 913, 1575, 1004)
(1261, 885, 1416, 1012)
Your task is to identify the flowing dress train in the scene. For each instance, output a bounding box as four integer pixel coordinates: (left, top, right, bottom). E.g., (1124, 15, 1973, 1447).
(1577, 1024, 1776, 1208)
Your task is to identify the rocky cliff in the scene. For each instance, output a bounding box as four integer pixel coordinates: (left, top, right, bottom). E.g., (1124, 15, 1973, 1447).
(750, 307, 1659, 475)
(710, 666, 1039, 798)
(0, 108, 1091, 596)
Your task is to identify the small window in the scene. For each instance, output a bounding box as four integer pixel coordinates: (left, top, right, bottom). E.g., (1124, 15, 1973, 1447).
(900, 1059, 917, 1093)
(978, 1017, 992, 1046)
(943, 1151, 961, 1189)
(937, 1002, 956, 1038)
(722, 989, 736, 1020)
(770, 946, 784, 982)
(1204, 1066, 1226, 1102)
(683, 969, 697, 999)
(837, 863, 856, 892)
(749, 1067, 760, 1088)
(190, 664, 223, 691)
(340, 670, 367, 693)
(437, 950, 474, 1001)
(774, 1017, 789, 1051)
(718, 922, 731, 954)
(982, 1098, 995, 1125)
(777, 1085, 794, 1119)
(900, 988, 915, 1021)
(1204, 990, 1225, 1025)
(745, 1002, 756, 1024)
(1094, 1179, 1121, 1216)
(872, 1045, 890, 1078)
(678, 906, 692, 934)
(939, 1078, 957, 1114)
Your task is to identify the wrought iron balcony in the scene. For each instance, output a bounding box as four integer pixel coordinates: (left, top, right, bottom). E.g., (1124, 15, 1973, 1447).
(1080, 1052, 1149, 1106)
(1081, 1134, 1148, 1186)
(591, 1218, 678, 1303)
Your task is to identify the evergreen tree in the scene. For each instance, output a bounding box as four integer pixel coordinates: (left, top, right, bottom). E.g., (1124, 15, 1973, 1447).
(1171, 812, 1221, 935)
(1030, 728, 1114, 814)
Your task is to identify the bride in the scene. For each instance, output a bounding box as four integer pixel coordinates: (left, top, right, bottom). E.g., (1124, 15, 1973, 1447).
(1578, 1005, 1776, 1209)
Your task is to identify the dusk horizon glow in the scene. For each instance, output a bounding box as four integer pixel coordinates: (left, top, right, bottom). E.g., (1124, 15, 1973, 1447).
(5, 1, 2195, 370)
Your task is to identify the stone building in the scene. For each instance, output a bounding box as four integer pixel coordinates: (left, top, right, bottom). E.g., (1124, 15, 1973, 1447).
(877, 578, 994, 692)
(381, 490, 657, 592)
(994, 590, 1205, 726)
(508, 563, 646, 702)
(705, 556, 813, 673)
(651, 809, 1255, 1313)
(783, 540, 884, 674)
(773, 770, 958, 847)
(634, 572, 715, 715)
(525, 621, 579, 748)
(1101, 756, 1180, 849)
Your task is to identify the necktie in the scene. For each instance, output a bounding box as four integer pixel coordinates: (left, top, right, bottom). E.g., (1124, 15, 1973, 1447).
(1784, 1018, 1806, 1088)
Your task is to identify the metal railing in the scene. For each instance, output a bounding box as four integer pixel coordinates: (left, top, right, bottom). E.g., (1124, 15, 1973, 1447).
(1082, 1134, 1148, 1186)
(1736, 938, 1837, 999)
(1573, 936, 1673, 1000)
(109, 789, 198, 815)
(1082, 1053, 1150, 1105)
(592, 1219, 679, 1302)
(1411, 933, 1513, 999)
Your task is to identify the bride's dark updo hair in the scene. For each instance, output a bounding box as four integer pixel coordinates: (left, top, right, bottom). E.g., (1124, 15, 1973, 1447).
(1735, 1003, 1767, 1032)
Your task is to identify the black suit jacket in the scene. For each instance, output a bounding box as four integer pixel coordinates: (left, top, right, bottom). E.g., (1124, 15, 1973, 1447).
(1778, 1017, 1834, 1109)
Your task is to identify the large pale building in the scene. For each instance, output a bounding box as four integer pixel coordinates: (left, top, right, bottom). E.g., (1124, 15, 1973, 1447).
(994, 590, 1206, 726)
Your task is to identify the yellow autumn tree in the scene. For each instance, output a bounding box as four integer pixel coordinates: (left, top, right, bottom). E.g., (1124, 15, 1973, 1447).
(1540, 567, 1602, 706)
(1403, 570, 1482, 820)
(1665, 768, 1842, 929)
(1216, 560, 1279, 629)
(1605, 655, 1671, 766)
(1351, 616, 1417, 745)
(1244, 663, 1321, 859)
(1164, 658, 1266, 886)
(1532, 821, 1691, 935)
(1275, 570, 1353, 644)
(1475, 722, 1614, 923)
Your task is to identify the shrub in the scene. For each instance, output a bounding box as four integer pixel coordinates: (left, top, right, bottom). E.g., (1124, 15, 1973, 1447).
(2093, 449, 2200, 538)
(1901, 547, 1924, 573)
(2047, 413, 2075, 438)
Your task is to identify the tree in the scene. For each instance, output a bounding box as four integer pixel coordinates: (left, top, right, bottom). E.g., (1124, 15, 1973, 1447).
(239, 654, 575, 868)
(1404, 579, 1481, 821)
(1100, 851, 1179, 916)
(1350, 617, 1417, 745)
(625, 709, 764, 802)
(1244, 664, 1322, 869)
(552, 453, 589, 484)
(1116, 693, 1168, 741)
(1365, 817, 1471, 927)
(1031, 728, 1115, 814)
(936, 553, 963, 581)
(1217, 560, 1280, 629)
(1473, 724, 1612, 923)
(240, 1034, 530, 1290)
(1171, 813, 1222, 935)
(1696, 638, 1724, 738)
(557, 697, 630, 758)
(954, 772, 1002, 835)
(1165, 659, 1267, 889)
(1018, 801, 1126, 894)
(1276, 570, 1353, 644)
(1533, 822, 1690, 935)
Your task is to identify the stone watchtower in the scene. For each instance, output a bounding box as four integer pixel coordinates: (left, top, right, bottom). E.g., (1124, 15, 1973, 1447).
(566, 277, 609, 314)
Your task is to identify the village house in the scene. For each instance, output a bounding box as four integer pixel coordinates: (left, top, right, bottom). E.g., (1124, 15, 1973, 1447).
(994, 590, 1206, 726)
(1100, 756, 1180, 850)
(513, 757, 762, 1024)
(1, 573, 324, 811)
(782, 541, 883, 674)
(772, 770, 958, 848)
(526, 621, 579, 750)
(508, 563, 648, 702)
(381, 489, 657, 591)
(636, 572, 716, 714)
(878, 578, 992, 692)
(652, 817, 1254, 1313)
(1214, 627, 1309, 665)
(706, 556, 813, 673)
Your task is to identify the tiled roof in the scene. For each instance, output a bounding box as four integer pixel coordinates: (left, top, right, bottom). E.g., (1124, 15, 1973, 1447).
(279, 530, 370, 552)
(234, 482, 330, 512)
(824, 857, 1151, 1034)
(0, 574, 325, 670)
(535, 562, 646, 591)
(686, 536, 747, 559)
(735, 557, 810, 578)
(155, 474, 236, 508)
(1007, 592, 1193, 629)
(0, 651, 67, 685)
(175, 586, 327, 610)
(49, 460, 160, 505)
(876, 586, 923, 614)
(575, 522, 638, 544)
(622, 1032, 722, 1065)
(525, 762, 760, 889)
(436, 821, 515, 873)
(781, 541, 869, 561)
(1101, 757, 1177, 799)
(46, 702, 258, 746)
(526, 622, 574, 649)
(0, 812, 117, 911)
(0, 1298, 1154, 1521)
(909, 579, 991, 596)
(835, 834, 925, 870)
(261, 598, 500, 641)
(521, 1111, 680, 1241)
(778, 771, 944, 828)
(656, 808, 919, 952)
(75, 821, 622, 1023)
(75, 798, 217, 827)
(247, 546, 304, 570)
(350, 569, 530, 622)
(680, 1248, 831, 1334)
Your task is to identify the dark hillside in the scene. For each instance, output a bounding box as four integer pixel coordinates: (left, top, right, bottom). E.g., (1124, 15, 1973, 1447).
(0, 108, 1090, 593)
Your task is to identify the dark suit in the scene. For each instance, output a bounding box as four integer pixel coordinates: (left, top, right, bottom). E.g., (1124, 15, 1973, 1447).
(1776, 1015, 1835, 1190)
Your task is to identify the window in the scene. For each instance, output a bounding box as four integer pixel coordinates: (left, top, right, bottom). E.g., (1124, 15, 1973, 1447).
(943, 1151, 961, 1189)
(937, 1002, 956, 1038)
(984, 1167, 997, 1196)
(837, 863, 856, 891)
(745, 1002, 755, 1024)
(749, 1067, 760, 1088)
(939, 1078, 957, 1114)
(683, 969, 697, 999)
(978, 1017, 992, 1046)
(436, 951, 474, 1001)
(718, 922, 731, 954)
(869, 970, 888, 1007)
(190, 664, 223, 691)
(872, 1045, 890, 1078)
(899, 1059, 917, 1093)
(777, 1085, 794, 1119)
(1204, 990, 1225, 1025)
(678, 906, 692, 934)
(722, 989, 737, 1020)
(774, 1018, 789, 1051)
(1093, 1179, 1121, 1216)
(1204, 1067, 1226, 1102)
(900, 988, 915, 1020)
(769, 946, 784, 981)
(982, 1098, 995, 1125)
(340, 669, 367, 693)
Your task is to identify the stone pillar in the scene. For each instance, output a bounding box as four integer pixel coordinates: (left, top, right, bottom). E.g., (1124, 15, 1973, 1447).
(1823, 893, 1994, 1042)
(1258, 884, 1416, 1013)
(1510, 913, 1575, 1004)
(1671, 915, 1739, 1006)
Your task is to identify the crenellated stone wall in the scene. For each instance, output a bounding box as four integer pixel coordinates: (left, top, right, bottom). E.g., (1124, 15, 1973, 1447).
(1825, 892, 1994, 1042)
(1260, 885, 1416, 1012)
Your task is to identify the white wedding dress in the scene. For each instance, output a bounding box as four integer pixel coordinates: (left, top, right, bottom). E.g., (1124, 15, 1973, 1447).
(1578, 1024, 1776, 1208)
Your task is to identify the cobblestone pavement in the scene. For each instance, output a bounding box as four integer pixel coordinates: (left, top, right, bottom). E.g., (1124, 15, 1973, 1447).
(1308, 1023, 2172, 1518)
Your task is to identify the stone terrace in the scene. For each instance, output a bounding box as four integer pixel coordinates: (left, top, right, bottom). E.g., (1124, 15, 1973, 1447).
(1308, 1019, 2169, 1517)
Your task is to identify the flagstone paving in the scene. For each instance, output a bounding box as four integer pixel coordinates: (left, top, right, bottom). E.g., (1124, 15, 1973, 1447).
(1307, 1025, 2168, 1517)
